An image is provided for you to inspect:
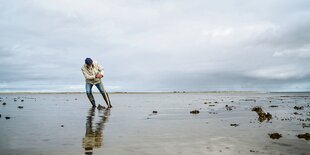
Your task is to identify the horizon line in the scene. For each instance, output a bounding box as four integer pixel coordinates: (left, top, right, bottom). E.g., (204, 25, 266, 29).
(0, 91, 309, 94)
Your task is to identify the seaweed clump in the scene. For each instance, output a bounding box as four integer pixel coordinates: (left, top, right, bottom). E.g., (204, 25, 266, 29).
(297, 133, 310, 140)
(269, 133, 282, 139)
(251, 106, 272, 122)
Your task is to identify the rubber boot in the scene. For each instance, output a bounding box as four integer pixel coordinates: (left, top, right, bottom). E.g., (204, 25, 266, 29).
(101, 90, 112, 108)
(87, 93, 96, 107)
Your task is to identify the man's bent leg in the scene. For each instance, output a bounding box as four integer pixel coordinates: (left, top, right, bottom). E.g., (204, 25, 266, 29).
(86, 83, 96, 107)
(95, 83, 112, 108)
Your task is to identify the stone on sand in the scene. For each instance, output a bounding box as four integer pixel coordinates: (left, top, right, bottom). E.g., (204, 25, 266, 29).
(190, 110, 200, 114)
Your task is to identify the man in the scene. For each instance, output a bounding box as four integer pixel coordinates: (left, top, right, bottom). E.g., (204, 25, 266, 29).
(81, 58, 112, 108)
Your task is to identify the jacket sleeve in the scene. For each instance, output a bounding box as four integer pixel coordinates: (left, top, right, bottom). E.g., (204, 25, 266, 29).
(81, 68, 96, 80)
(96, 62, 105, 75)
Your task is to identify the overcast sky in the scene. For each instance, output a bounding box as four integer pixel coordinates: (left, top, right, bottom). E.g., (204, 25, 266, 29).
(0, 0, 310, 92)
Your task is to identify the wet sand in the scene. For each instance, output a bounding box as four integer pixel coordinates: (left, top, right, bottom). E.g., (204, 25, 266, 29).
(0, 92, 309, 155)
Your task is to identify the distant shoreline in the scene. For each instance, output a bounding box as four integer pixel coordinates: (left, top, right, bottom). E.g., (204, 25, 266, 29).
(0, 91, 309, 94)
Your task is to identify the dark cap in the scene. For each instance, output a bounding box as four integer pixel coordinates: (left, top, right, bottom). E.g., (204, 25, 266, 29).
(85, 58, 93, 65)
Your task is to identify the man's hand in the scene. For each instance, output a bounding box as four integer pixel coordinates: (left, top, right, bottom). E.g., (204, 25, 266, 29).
(96, 74, 104, 78)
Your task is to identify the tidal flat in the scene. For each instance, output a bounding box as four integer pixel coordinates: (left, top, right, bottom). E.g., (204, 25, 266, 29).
(0, 92, 309, 155)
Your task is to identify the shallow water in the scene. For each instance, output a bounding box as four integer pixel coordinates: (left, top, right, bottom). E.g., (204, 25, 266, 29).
(0, 93, 309, 155)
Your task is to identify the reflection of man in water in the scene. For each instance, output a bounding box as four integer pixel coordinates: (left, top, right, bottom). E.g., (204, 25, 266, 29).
(83, 107, 110, 155)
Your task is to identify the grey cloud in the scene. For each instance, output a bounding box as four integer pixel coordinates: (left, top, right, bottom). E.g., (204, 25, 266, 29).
(0, 0, 310, 92)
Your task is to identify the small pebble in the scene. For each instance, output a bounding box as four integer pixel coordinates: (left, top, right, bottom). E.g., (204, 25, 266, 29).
(2, 102, 6, 105)
(190, 110, 200, 114)
(152, 111, 158, 114)
(18, 106, 24, 109)
(5, 116, 10, 120)
(230, 123, 239, 127)
(269, 105, 278, 108)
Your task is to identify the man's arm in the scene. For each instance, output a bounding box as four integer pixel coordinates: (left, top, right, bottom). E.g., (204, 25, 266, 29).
(95, 62, 104, 78)
(81, 68, 96, 80)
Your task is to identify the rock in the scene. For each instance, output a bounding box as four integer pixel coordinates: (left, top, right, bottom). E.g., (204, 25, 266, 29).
(302, 123, 310, 128)
(18, 106, 23, 109)
(190, 110, 200, 114)
(2, 102, 6, 105)
(294, 106, 304, 110)
(209, 104, 215, 106)
(230, 123, 239, 127)
(97, 104, 105, 110)
(21, 99, 24, 102)
(294, 112, 302, 115)
(204, 101, 212, 104)
(269, 105, 278, 108)
(61, 125, 64, 127)
(0, 114, 1, 118)
(152, 111, 158, 114)
(297, 133, 310, 140)
(269, 133, 282, 139)
(208, 112, 217, 114)
(225, 105, 235, 111)
(244, 99, 256, 102)
(5, 116, 10, 120)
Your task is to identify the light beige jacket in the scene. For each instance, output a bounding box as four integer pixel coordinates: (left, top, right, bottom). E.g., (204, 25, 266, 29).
(81, 61, 104, 84)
